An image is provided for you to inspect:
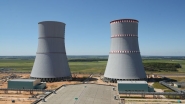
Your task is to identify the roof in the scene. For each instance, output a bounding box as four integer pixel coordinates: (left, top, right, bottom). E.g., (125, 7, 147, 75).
(117, 81, 147, 84)
(8, 79, 38, 82)
(173, 83, 181, 85)
(39, 84, 118, 104)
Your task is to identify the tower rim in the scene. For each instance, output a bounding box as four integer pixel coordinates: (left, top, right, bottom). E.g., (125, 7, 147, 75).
(110, 19, 139, 24)
(38, 21, 66, 25)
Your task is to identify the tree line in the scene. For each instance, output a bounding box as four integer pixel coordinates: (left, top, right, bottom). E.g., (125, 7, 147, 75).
(143, 63, 181, 72)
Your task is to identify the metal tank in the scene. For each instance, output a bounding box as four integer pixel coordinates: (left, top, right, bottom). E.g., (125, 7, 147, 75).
(104, 19, 146, 82)
(30, 21, 71, 82)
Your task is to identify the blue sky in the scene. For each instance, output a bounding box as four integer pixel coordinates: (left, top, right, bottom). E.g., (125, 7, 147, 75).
(0, 0, 185, 56)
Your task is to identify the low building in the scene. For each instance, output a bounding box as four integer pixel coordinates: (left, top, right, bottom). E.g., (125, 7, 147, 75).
(8, 79, 46, 89)
(117, 81, 154, 92)
(173, 83, 181, 88)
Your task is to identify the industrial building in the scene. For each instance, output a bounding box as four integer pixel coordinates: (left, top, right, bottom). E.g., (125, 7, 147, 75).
(8, 79, 46, 89)
(31, 21, 71, 82)
(104, 19, 146, 82)
(117, 81, 154, 92)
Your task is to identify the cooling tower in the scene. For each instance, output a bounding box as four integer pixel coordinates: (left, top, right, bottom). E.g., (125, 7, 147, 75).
(104, 19, 146, 81)
(30, 21, 71, 82)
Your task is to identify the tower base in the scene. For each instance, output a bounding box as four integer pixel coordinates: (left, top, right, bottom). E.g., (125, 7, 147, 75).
(30, 76, 72, 82)
(103, 77, 147, 83)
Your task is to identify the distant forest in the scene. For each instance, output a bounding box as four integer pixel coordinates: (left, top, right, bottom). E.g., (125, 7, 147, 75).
(143, 63, 181, 72)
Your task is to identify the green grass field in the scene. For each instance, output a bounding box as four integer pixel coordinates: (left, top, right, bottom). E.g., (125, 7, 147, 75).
(0, 59, 185, 74)
(152, 82, 169, 89)
(69, 61, 106, 73)
(0, 59, 33, 72)
(0, 59, 107, 73)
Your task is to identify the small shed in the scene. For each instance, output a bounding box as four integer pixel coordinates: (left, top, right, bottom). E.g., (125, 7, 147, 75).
(8, 79, 43, 89)
(117, 81, 149, 92)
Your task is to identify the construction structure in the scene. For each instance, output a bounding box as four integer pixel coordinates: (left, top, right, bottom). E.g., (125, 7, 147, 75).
(31, 21, 71, 82)
(117, 81, 154, 92)
(104, 19, 146, 82)
(8, 79, 46, 89)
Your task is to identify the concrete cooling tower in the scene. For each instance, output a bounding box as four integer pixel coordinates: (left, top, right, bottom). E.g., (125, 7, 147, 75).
(104, 19, 146, 82)
(30, 21, 71, 82)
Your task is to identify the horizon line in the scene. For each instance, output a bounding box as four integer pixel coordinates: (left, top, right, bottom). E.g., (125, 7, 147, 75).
(0, 55, 185, 57)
